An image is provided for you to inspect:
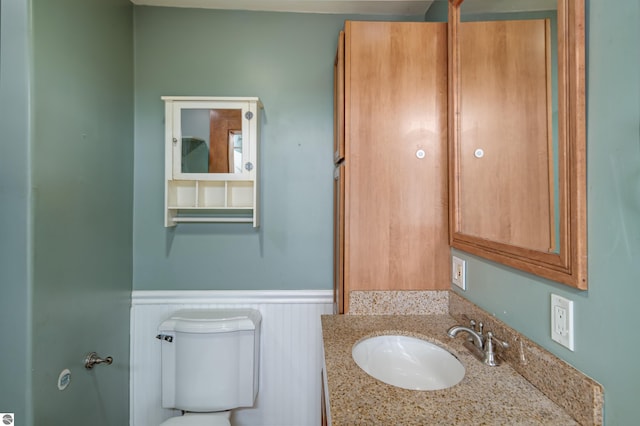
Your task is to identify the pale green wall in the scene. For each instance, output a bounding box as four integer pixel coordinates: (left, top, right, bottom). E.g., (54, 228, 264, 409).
(0, 0, 134, 424)
(133, 7, 422, 291)
(451, 1, 640, 424)
(0, 0, 33, 423)
(30, 0, 134, 422)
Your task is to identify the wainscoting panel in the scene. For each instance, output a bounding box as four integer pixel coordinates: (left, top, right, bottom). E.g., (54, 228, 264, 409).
(130, 290, 334, 426)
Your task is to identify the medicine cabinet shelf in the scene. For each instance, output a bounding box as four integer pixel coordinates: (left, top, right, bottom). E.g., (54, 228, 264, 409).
(163, 96, 262, 227)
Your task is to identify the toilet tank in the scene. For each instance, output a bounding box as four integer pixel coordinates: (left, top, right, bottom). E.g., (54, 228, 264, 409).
(158, 309, 261, 412)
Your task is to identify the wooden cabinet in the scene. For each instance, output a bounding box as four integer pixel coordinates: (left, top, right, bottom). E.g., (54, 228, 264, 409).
(321, 369, 329, 426)
(333, 30, 345, 164)
(333, 162, 345, 314)
(333, 21, 450, 313)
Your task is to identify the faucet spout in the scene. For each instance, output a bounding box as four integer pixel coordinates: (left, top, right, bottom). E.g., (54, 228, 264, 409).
(447, 325, 484, 349)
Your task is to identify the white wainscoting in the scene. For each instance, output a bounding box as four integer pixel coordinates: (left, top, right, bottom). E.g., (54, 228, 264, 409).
(130, 290, 334, 426)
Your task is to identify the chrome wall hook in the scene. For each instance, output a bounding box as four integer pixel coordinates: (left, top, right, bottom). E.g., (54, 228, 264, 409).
(84, 352, 113, 369)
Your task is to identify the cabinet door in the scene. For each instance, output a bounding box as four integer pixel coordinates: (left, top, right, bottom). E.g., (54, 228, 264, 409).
(343, 21, 449, 309)
(321, 369, 328, 426)
(333, 163, 345, 314)
(333, 31, 345, 164)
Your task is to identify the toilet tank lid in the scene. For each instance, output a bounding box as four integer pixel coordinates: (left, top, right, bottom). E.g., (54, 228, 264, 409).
(159, 309, 262, 334)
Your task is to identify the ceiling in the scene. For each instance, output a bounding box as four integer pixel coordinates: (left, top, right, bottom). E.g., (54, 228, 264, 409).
(129, 0, 438, 16)
(129, 0, 556, 17)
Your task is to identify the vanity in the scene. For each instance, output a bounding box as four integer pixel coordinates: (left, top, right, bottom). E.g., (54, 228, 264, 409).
(323, 315, 575, 425)
(321, 293, 603, 426)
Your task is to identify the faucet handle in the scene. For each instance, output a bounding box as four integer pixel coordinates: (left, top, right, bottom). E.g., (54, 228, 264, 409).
(492, 332, 509, 347)
(486, 331, 509, 349)
(483, 331, 509, 367)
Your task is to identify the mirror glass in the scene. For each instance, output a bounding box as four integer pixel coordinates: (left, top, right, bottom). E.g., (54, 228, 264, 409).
(448, 0, 587, 289)
(458, 0, 559, 253)
(180, 108, 243, 174)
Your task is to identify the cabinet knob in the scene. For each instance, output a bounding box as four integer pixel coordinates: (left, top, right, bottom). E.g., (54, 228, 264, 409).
(416, 149, 426, 159)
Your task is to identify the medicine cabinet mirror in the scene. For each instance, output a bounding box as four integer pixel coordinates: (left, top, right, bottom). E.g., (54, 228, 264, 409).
(163, 96, 262, 227)
(447, 0, 587, 289)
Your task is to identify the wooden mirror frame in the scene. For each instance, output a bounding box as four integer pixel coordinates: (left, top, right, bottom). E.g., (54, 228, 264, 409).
(447, 0, 587, 289)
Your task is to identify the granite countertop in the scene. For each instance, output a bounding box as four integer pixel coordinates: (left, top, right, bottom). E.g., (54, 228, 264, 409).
(321, 314, 578, 425)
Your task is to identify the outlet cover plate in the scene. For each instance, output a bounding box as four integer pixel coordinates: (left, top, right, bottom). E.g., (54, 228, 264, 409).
(551, 294, 574, 351)
(452, 256, 466, 290)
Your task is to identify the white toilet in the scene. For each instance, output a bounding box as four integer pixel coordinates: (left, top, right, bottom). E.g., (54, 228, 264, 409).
(157, 309, 262, 426)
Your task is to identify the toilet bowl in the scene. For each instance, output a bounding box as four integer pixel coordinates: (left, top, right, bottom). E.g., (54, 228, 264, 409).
(160, 411, 231, 426)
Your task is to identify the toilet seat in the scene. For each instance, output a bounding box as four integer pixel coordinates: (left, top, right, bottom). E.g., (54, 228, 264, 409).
(160, 412, 231, 426)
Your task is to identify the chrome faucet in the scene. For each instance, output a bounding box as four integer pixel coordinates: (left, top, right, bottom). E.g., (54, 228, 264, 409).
(447, 325, 484, 349)
(447, 320, 509, 367)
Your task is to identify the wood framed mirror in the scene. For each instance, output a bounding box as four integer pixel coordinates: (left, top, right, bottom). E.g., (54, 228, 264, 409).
(447, 0, 587, 289)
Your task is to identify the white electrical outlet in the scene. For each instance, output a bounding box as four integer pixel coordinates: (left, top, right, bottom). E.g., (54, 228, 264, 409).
(451, 256, 466, 290)
(551, 294, 574, 351)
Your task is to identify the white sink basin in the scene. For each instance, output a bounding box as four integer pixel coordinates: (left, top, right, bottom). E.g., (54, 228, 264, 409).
(352, 335, 465, 391)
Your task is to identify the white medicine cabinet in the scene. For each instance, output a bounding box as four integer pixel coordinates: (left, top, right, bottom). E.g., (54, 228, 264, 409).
(163, 96, 262, 227)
